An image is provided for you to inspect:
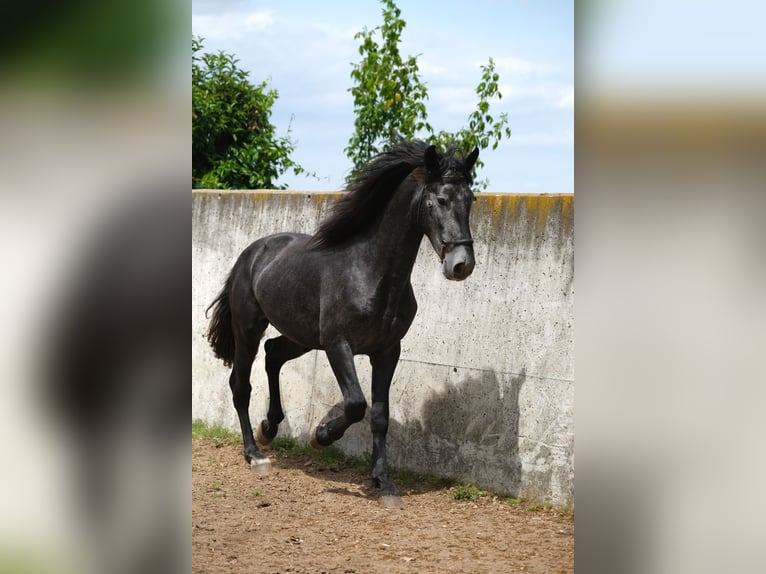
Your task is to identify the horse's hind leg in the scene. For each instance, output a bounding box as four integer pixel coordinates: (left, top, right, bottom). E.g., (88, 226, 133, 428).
(256, 336, 309, 446)
(229, 320, 268, 465)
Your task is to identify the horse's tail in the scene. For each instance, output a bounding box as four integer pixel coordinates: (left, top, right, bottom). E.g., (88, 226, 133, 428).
(206, 271, 236, 368)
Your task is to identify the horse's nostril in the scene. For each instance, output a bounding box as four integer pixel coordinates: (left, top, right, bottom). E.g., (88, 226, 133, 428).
(453, 262, 465, 277)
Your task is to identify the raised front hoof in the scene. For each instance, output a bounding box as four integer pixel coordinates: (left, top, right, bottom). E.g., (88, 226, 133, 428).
(309, 426, 327, 450)
(379, 495, 404, 509)
(255, 420, 272, 449)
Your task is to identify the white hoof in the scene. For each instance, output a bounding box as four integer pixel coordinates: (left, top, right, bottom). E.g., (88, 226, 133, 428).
(249, 457, 272, 475)
(380, 495, 404, 509)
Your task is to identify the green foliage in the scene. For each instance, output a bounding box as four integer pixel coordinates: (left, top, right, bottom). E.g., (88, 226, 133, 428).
(430, 58, 512, 190)
(525, 501, 554, 512)
(270, 436, 299, 452)
(346, 0, 430, 173)
(504, 497, 569, 514)
(346, 0, 511, 189)
(191, 419, 241, 447)
(193, 37, 306, 189)
(452, 483, 487, 502)
(354, 451, 373, 475)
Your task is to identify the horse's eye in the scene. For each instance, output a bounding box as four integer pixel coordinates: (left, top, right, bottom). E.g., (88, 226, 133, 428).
(436, 196, 448, 207)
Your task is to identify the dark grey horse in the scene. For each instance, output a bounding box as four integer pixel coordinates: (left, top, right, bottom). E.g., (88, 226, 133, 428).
(206, 139, 478, 500)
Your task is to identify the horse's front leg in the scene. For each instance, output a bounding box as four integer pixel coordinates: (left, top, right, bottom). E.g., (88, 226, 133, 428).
(369, 342, 401, 498)
(310, 339, 367, 447)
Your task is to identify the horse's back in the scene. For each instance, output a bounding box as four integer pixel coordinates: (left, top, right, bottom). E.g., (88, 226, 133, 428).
(240, 232, 310, 276)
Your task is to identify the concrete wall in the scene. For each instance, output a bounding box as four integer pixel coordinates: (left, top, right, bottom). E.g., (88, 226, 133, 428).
(192, 190, 574, 507)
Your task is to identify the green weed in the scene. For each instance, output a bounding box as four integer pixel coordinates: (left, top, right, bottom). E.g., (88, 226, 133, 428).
(452, 484, 486, 502)
(192, 420, 241, 447)
(503, 497, 567, 514)
(270, 436, 298, 452)
(526, 501, 554, 512)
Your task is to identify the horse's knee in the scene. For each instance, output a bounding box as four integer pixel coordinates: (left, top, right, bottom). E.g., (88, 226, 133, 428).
(370, 402, 389, 434)
(345, 398, 367, 424)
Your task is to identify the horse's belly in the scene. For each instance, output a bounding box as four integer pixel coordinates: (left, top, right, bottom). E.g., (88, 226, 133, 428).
(345, 306, 416, 355)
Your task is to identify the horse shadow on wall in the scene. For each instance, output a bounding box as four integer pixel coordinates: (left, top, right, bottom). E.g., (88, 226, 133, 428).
(316, 367, 526, 497)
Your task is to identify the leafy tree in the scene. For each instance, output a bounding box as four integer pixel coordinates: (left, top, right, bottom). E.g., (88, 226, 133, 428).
(346, 0, 511, 189)
(192, 37, 304, 189)
(346, 0, 430, 170)
(429, 58, 512, 190)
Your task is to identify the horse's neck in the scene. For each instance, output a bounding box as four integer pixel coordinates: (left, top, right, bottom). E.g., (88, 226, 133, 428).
(365, 184, 423, 281)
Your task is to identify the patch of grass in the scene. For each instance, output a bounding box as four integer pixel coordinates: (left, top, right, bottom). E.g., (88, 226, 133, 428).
(452, 484, 487, 502)
(351, 451, 372, 475)
(270, 436, 298, 452)
(269, 434, 364, 472)
(251, 489, 262, 498)
(192, 420, 241, 447)
(526, 501, 554, 512)
(504, 497, 568, 515)
(313, 446, 345, 465)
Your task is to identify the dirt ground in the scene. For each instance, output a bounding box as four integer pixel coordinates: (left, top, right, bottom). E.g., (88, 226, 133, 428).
(192, 438, 573, 573)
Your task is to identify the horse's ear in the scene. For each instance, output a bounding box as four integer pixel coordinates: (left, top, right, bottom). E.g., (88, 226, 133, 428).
(465, 146, 480, 172)
(424, 145, 440, 175)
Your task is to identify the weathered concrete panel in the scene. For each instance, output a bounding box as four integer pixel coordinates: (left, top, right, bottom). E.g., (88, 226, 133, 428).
(192, 190, 574, 507)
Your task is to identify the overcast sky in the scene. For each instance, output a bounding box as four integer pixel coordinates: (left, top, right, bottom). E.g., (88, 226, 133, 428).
(192, 1, 574, 192)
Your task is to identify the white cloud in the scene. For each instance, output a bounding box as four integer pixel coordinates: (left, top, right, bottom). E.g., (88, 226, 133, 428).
(494, 56, 549, 77)
(245, 11, 275, 29)
(420, 61, 450, 78)
(428, 86, 478, 116)
(499, 81, 574, 111)
(192, 10, 275, 41)
(511, 130, 574, 146)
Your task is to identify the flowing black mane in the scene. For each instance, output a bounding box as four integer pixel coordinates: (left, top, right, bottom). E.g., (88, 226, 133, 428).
(306, 139, 474, 250)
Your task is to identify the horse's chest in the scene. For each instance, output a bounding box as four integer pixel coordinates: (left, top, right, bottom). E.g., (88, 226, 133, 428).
(341, 285, 416, 350)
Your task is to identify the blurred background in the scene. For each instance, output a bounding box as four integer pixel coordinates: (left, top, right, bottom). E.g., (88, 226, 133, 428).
(0, 0, 189, 572)
(576, 1, 766, 572)
(0, 0, 764, 572)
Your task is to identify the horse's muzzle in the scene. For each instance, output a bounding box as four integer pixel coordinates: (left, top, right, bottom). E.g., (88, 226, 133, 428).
(442, 241, 475, 281)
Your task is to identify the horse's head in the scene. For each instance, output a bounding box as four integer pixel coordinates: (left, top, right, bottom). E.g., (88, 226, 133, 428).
(419, 144, 479, 281)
